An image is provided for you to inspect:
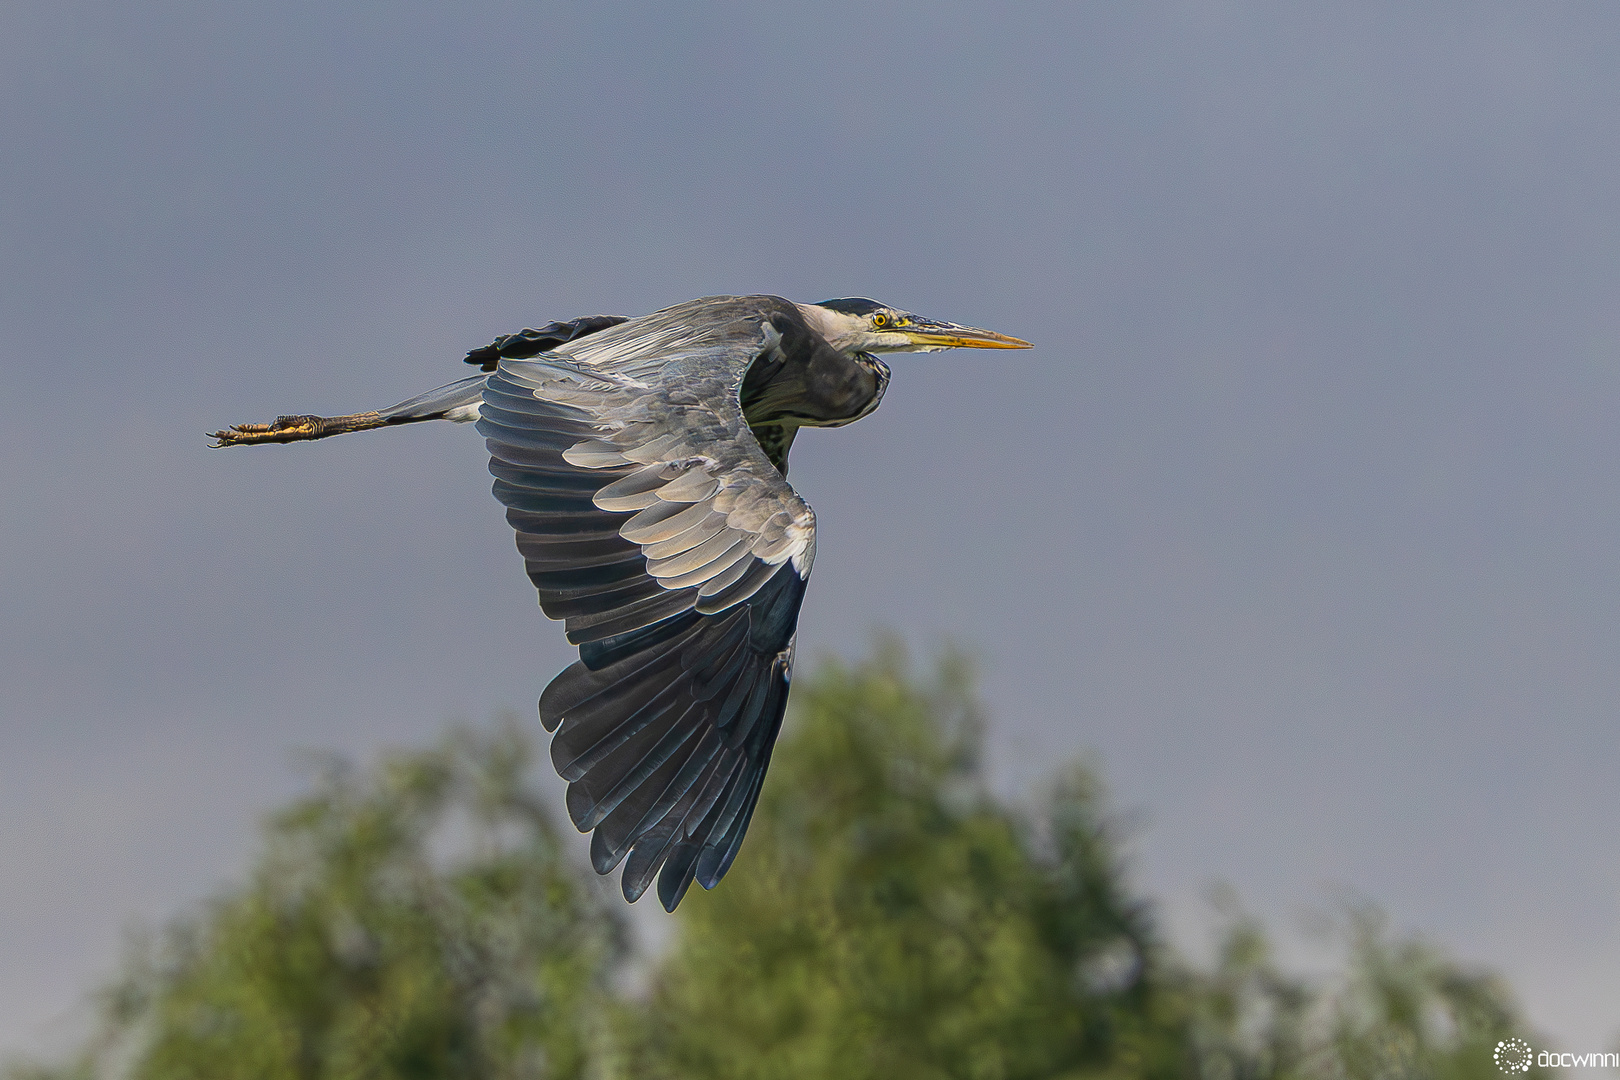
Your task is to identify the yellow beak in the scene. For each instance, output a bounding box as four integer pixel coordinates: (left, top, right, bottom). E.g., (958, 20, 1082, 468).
(898, 318, 1032, 350)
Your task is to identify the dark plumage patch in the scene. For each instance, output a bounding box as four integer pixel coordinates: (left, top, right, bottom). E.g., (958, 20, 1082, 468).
(748, 424, 798, 475)
(537, 568, 803, 908)
(816, 296, 884, 316)
(464, 315, 630, 371)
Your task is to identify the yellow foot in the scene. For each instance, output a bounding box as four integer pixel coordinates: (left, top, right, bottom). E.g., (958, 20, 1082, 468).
(209, 415, 323, 447)
(208, 412, 385, 447)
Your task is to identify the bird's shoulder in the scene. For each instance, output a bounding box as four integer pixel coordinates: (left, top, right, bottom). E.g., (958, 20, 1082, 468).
(550, 296, 826, 379)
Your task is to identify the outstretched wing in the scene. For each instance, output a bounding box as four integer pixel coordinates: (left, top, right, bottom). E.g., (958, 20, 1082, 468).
(478, 296, 816, 910)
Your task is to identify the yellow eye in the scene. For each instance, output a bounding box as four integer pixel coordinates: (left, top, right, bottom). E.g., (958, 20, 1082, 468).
(872, 313, 888, 327)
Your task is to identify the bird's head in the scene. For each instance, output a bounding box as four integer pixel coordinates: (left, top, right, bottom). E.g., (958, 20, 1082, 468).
(798, 297, 1032, 354)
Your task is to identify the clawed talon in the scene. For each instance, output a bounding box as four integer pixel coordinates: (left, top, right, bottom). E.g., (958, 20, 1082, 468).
(208, 411, 388, 447)
(208, 415, 322, 447)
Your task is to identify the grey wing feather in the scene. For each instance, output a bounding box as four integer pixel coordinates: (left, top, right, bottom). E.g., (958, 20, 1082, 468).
(478, 296, 816, 909)
(379, 374, 490, 423)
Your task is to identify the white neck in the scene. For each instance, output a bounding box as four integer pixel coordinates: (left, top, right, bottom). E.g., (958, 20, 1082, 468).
(794, 303, 871, 353)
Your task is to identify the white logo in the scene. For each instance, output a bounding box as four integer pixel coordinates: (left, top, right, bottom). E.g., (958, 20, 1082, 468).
(1495, 1038, 1532, 1074)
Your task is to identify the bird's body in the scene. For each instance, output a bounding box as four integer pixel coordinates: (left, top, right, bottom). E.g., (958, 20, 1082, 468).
(213, 294, 1028, 909)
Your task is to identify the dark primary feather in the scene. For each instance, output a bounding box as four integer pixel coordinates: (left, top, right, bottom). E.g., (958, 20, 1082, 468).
(479, 296, 863, 909)
(464, 314, 630, 372)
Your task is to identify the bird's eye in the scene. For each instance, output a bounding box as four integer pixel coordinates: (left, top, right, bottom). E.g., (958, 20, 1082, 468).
(872, 313, 888, 327)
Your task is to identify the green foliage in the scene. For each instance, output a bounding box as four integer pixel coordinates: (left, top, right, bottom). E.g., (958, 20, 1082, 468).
(11, 719, 625, 1080)
(1180, 889, 1548, 1080)
(4, 646, 1553, 1080)
(1322, 901, 1546, 1080)
(635, 644, 1186, 1080)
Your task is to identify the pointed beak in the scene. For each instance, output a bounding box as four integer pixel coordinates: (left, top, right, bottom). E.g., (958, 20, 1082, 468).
(897, 317, 1032, 350)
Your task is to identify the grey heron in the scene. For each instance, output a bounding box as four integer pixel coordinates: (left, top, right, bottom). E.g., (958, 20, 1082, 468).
(211, 295, 1030, 910)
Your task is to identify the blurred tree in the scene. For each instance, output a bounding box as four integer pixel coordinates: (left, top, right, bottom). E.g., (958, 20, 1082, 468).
(1179, 888, 1548, 1080)
(4, 645, 1552, 1080)
(634, 643, 1188, 1080)
(6, 719, 626, 1080)
(635, 643, 1549, 1080)
(1321, 899, 1546, 1080)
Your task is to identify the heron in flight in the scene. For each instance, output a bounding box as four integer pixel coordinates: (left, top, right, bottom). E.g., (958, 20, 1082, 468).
(212, 295, 1030, 910)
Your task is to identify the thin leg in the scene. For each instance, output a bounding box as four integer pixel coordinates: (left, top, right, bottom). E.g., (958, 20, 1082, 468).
(209, 411, 388, 447)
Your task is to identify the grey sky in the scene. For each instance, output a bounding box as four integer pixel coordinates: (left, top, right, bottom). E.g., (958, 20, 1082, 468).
(2, 0, 1616, 1056)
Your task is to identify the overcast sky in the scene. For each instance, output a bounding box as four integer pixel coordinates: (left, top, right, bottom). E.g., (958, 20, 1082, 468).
(2, 0, 1617, 1058)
